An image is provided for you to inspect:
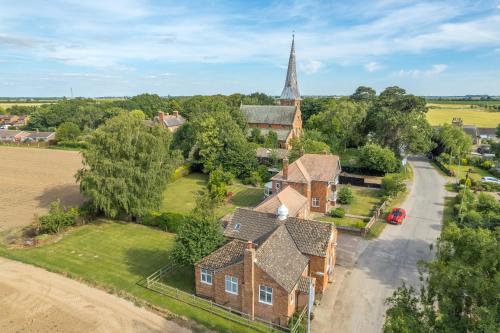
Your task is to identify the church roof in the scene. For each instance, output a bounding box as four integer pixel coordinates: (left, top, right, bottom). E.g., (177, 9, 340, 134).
(280, 35, 300, 101)
(240, 105, 296, 126)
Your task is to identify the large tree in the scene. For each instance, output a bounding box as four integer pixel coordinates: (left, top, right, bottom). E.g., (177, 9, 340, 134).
(435, 123, 472, 162)
(367, 86, 433, 156)
(77, 112, 178, 218)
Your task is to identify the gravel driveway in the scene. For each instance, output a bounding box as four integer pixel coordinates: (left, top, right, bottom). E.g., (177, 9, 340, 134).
(312, 158, 449, 333)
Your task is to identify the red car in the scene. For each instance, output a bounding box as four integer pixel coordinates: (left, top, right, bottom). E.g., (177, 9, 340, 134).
(388, 208, 407, 225)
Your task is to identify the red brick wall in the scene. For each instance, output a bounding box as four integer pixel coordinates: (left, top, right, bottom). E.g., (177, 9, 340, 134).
(307, 229, 336, 293)
(310, 181, 330, 213)
(213, 263, 244, 311)
(195, 265, 215, 299)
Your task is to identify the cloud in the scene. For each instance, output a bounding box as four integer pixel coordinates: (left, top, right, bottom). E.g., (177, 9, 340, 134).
(300, 60, 323, 74)
(395, 64, 448, 78)
(364, 61, 381, 72)
(144, 73, 175, 79)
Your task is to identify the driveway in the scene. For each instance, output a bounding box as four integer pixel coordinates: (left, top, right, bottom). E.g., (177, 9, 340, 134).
(312, 158, 449, 333)
(0, 257, 190, 333)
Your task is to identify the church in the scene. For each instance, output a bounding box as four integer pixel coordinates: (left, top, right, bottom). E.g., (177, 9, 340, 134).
(241, 36, 303, 149)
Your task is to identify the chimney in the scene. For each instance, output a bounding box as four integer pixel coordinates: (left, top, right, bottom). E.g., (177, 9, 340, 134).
(243, 240, 255, 320)
(282, 158, 289, 180)
(173, 111, 179, 118)
(158, 111, 165, 123)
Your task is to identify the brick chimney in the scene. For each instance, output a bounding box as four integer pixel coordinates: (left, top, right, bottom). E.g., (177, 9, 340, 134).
(173, 111, 179, 118)
(242, 240, 255, 320)
(158, 111, 165, 124)
(282, 158, 289, 180)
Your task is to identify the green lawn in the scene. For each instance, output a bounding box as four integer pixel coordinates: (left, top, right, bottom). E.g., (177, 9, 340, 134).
(162, 173, 264, 217)
(341, 186, 382, 217)
(336, 148, 361, 167)
(319, 215, 365, 228)
(0, 222, 259, 333)
(447, 164, 493, 182)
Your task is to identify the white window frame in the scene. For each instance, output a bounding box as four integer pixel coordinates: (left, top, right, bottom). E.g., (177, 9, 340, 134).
(200, 268, 212, 285)
(312, 197, 320, 207)
(259, 285, 273, 305)
(225, 275, 238, 295)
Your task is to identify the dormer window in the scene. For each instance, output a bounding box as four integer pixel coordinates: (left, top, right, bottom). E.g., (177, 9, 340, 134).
(234, 223, 241, 231)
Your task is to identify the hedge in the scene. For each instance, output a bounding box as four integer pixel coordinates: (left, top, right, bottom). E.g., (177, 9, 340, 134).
(141, 211, 188, 233)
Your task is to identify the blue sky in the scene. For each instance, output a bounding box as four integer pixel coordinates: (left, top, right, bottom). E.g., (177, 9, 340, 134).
(0, 0, 499, 97)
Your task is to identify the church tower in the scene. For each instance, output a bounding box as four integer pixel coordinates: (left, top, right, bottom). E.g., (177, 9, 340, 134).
(280, 35, 301, 107)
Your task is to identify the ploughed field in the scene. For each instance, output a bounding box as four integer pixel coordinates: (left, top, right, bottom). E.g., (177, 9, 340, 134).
(0, 146, 83, 231)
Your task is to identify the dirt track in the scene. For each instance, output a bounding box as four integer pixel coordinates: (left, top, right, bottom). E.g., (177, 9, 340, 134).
(0, 147, 83, 231)
(0, 257, 189, 333)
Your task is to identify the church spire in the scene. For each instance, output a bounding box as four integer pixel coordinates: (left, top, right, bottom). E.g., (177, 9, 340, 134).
(280, 34, 300, 101)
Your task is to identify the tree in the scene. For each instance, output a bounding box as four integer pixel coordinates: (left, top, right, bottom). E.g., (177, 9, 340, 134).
(496, 123, 500, 138)
(366, 86, 433, 156)
(351, 86, 376, 102)
(307, 98, 368, 151)
(384, 225, 499, 333)
(359, 143, 399, 173)
(36, 200, 79, 234)
(381, 174, 406, 197)
(208, 166, 234, 203)
(77, 113, 177, 218)
(436, 124, 472, 163)
(338, 186, 354, 204)
(56, 122, 81, 142)
(249, 128, 265, 144)
(264, 129, 278, 148)
(171, 192, 224, 265)
(289, 131, 330, 161)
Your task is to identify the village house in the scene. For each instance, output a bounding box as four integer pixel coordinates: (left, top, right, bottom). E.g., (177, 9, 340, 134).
(254, 185, 309, 218)
(195, 207, 336, 326)
(153, 111, 186, 132)
(240, 36, 302, 149)
(0, 129, 55, 142)
(271, 154, 342, 214)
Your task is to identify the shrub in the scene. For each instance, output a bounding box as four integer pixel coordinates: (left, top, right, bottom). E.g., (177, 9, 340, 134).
(460, 158, 468, 166)
(171, 163, 191, 181)
(354, 220, 366, 229)
(476, 193, 499, 214)
(338, 186, 354, 204)
(359, 144, 399, 173)
(243, 170, 262, 186)
(480, 160, 493, 170)
(381, 174, 406, 197)
(36, 200, 79, 234)
(475, 181, 500, 192)
(141, 211, 187, 233)
(208, 166, 234, 203)
(331, 207, 345, 218)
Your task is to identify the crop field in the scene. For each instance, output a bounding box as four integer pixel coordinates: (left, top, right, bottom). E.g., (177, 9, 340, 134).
(0, 146, 83, 231)
(426, 103, 500, 127)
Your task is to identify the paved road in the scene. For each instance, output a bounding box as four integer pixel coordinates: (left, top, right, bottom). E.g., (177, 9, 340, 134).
(312, 158, 449, 333)
(0, 257, 190, 333)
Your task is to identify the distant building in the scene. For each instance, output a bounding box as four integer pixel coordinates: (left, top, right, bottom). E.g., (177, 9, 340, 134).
(147, 111, 186, 133)
(0, 129, 55, 142)
(241, 36, 303, 149)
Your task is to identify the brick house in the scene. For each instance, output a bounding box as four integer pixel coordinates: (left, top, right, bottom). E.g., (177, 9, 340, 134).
(241, 36, 302, 149)
(254, 185, 309, 219)
(195, 208, 336, 325)
(271, 154, 341, 214)
(152, 111, 186, 133)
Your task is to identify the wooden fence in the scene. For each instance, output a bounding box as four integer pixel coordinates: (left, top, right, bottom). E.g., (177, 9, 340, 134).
(143, 264, 308, 333)
(336, 200, 388, 237)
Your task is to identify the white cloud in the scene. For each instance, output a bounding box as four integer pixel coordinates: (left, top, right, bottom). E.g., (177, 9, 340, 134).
(364, 61, 381, 72)
(144, 73, 175, 79)
(300, 60, 323, 74)
(395, 64, 448, 78)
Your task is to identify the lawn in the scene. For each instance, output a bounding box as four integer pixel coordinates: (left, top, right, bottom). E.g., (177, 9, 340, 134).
(162, 173, 264, 217)
(447, 164, 493, 182)
(340, 186, 382, 217)
(319, 215, 365, 228)
(426, 103, 500, 127)
(0, 222, 259, 333)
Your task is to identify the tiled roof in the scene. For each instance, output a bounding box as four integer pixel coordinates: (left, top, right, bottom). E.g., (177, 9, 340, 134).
(241, 105, 296, 126)
(272, 154, 340, 183)
(196, 239, 247, 271)
(225, 208, 334, 258)
(297, 276, 314, 293)
(255, 226, 308, 293)
(256, 147, 290, 159)
(478, 127, 496, 137)
(254, 186, 307, 217)
(28, 131, 55, 138)
(163, 115, 186, 127)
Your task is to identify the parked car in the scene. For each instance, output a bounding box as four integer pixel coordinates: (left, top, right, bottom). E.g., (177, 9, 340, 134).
(388, 208, 407, 225)
(480, 176, 500, 184)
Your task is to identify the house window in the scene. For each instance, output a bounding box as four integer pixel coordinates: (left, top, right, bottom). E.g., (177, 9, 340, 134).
(200, 268, 212, 285)
(275, 182, 281, 192)
(259, 285, 273, 305)
(312, 197, 320, 207)
(225, 275, 238, 295)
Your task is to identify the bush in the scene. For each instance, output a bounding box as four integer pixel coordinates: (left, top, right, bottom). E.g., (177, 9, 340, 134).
(475, 181, 500, 192)
(171, 163, 191, 181)
(243, 170, 262, 186)
(141, 211, 187, 233)
(354, 220, 366, 229)
(381, 174, 406, 197)
(480, 160, 493, 170)
(36, 200, 79, 234)
(338, 186, 354, 204)
(476, 193, 499, 214)
(331, 207, 345, 218)
(359, 144, 399, 173)
(208, 166, 234, 203)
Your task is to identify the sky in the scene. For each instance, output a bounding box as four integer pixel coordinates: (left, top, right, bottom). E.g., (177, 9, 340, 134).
(0, 0, 499, 97)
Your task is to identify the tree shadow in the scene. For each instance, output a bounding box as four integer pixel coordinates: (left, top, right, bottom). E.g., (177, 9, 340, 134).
(124, 248, 195, 293)
(34, 183, 83, 210)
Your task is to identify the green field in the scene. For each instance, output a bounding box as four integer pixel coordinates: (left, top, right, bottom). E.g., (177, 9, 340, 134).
(343, 187, 382, 217)
(162, 173, 264, 217)
(320, 215, 365, 228)
(0, 222, 259, 333)
(0, 102, 52, 109)
(427, 100, 500, 106)
(426, 103, 500, 127)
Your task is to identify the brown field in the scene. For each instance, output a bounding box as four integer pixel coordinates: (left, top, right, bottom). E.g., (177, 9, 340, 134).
(0, 147, 83, 231)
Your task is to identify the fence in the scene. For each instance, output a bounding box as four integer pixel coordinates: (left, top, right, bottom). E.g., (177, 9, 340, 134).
(143, 264, 308, 333)
(336, 200, 388, 237)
